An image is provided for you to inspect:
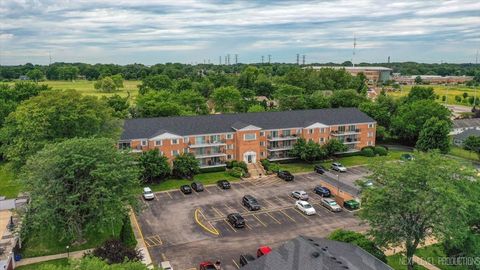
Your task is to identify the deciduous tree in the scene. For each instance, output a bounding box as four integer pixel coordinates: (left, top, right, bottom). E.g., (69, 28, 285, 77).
(212, 86, 242, 113)
(172, 153, 200, 179)
(290, 138, 326, 162)
(415, 117, 451, 153)
(138, 149, 170, 183)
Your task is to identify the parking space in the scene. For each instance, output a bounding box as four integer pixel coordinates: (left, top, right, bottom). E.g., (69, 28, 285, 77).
(136, 167, 369, 270)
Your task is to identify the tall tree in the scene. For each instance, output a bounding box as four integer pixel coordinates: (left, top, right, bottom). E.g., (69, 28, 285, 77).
(0, 90, 119, 167)
(26, 69, 44, 82)
(328, 229, 387, 263)
(274, 84, 306, 110)
(21, 138, 139, 242)
(138, 149, 170, 183)
(94, 76, 118, 92)
(359, 151, 476, 270)
(290, 138, 326, 162)
(307, 91, 331, 109)
(172, 153, 200, 179)
(211, 86, 242, 113)
(322, 138, 347, 156)
(138, 75, 173, 94)
(463, 135, 480, 158)
(330, 89, 367, 108)
(103, 95, 130, 118)
(415, 117, 451, 153)
(404, 86, 435, 103)
(135, 91, 189, 117)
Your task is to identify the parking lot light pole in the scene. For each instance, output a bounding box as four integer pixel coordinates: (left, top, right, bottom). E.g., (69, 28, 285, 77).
(66, 245, 70, 258)
(336, 174, 340, 196)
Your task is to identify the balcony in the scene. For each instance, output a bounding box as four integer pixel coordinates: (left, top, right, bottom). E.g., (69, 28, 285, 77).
(267, 134, 300, 141)
(330, 129, 361, 136)
(267, 146, 294, 152)
(199, 162, 227, 169)
(194, 152, 227, 159)
(341, 137, 360, 144)
(189, 139, 226, 148)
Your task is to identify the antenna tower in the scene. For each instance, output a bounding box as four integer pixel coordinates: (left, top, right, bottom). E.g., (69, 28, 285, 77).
(352, 34, 356, 67)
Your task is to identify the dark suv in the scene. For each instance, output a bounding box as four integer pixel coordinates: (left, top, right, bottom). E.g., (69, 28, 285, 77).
(191, 182, 204, 192)
(277, 170, 294, 181)
(242, 195, 261, 211)
(314, 164, 326, 174)
(314, 186, 331, 197)
(180, 185, 192, 194)
(217, 180, 231, 189)
(227, 213, 245, 228)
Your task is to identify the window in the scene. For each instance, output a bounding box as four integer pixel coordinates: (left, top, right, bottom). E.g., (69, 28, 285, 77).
(210, 134, 220, 143)
(226, 133, 233, 139)
(183, 137, 189, 143)
(195, 136, 205, 144)
(184, 148, 188, 153)
(260, 131, 265, 136)
(141, 140, 147, 146)
(308, 129, 314, 134)
(296, 129, 301, 134)
(348, 125, 356, 132)
(119, 142, 131, 149)
(155, 140, 162, 146)
(368, 123, 375, 128)
(227, 154, 233, 159)
(260, 141, 265, 146)
(172, 150, 179, 156)
(171, 139, 178, 144)
(271, 131, 278, 138)
(284, 141, 291, 147)
(367, 141, 373, 146)
(320, 138, 325, 143)
(228, 144, 234, 150)
(320, 128, 325, 133)
(338, 126, 345, 132)
(260, 152, 265, 157)
(283, 130, 291, 136)
(368, 132, 374, 138)
(244, 133, 256, 141)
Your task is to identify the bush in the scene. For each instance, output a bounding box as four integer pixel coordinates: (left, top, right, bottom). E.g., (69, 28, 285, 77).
(228, 167, 244, 178)
(91, 239, 142, 264)
(269, 163, 280, 172)
(120, 215, 137, 248)
(374, 146, 388, 156)
(227, 160, 248, 172)
(260, 159, 271, 170)
(361, 148, 375, 157)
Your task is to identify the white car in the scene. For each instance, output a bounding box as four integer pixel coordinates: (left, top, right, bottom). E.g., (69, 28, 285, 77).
(331, 162, 347, 172)
(160, 261, 173, 270)
(321, 198, 342, 212)
(291, 190, 309, 200)
(295, 200, 316, 215)
(143, 187, 155, 200)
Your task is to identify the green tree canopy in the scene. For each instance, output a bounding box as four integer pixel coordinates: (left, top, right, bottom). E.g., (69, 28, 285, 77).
(404, 86, 435, 103)
(212, 86, 242, 113)
(0, 90, 120, 167)
(135, 90, 206, 117)
(21, 138, 139, 242)
(328, 229, 386, 263)
(322, 138, 348, 156)
(274, 84, 306, 110)
(26, 68, 44, 82)
(102, 95, 130, 118)
(359, 151, 477, 270)
(247, 104, 266, 112)
(94, 76, 118, 92)
(330, 89, 368, 108)
(172, 153, 200, 179)
(415, 117, 451, 153)
(138, 149, 170, 183)
(138, 74, 173, 94)
(290, 138, 326, 162)
(307, 91, 331, 109)
(463, 135, 480, 157)
(91, 239, 141, 264)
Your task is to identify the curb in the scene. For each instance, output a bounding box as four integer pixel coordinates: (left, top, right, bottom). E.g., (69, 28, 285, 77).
(194, 208, 219, 236)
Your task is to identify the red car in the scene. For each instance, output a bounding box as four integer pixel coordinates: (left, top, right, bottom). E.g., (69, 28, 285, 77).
(199, 261, 217, 270)
(256, 246, 272, 258)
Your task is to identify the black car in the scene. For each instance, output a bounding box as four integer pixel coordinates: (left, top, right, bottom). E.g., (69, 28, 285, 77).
(314, 164, 326, 174)
(180, 185, 192, 194)
(191, 182, 204, 192)
(239, 254, 256, 266)
(217, 179, 231, 189)
(277, 170, 294, 181)
(227, 213, 245, 228)
(314, 186, 331, 197)
(242, 195, 261, 211)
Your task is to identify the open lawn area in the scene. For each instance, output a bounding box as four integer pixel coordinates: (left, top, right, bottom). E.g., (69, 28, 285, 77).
(277, 150, 409, 173)
(9, 80, 140, 101)
(415, 244, 468, 270)
(387, 254, 428, 270)
(148, 170, 240, 192)
(16, 258, 69, 270)
(388, 84, 480, 106)
(0, 162, 22, 199)
(449, 146, 479, 162)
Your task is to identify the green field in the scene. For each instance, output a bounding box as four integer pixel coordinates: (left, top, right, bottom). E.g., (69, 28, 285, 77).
(9, 80, 140, 100)
(0, 162, 22, 199)
(388, 84, 480, 106)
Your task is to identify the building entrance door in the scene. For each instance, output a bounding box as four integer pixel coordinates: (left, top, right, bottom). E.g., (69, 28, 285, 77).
(243, 151, 257, 163)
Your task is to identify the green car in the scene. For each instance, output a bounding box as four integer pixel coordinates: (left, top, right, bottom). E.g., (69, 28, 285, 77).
(400, 153, 414, 161)
(344, 200, 360, 210)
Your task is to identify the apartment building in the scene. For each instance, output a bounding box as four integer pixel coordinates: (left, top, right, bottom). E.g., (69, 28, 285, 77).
(308, 66, 392, 85)
(119, 108, 376, 169)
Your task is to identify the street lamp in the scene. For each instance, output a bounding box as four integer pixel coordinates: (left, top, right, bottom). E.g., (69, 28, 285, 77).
(336, 174, 340, 196)
(66, 245, 70, 258)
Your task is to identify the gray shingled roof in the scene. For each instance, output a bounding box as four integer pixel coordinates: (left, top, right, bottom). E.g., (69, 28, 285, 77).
(453, 118, 480, 129)
(454, 129, 480, 141)
(121, 108, 375, 140)
(242, 236, 392, 270)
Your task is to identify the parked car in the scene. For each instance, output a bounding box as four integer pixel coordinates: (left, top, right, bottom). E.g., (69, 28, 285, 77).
(180, 185, 192, 194)
(217, 179, 231, 189)
(295, 200, 316, 215)
(142, 187, 155, 200)
(199, 262, 217, 270)
(239, 254, 256, 266)
(321, 198, 342, 212)
(400, 153, 414, 161)
(277, 170, 294, 181)
(291, 190, 309, 200)
(344, 200, 360, 211)
(313, 186, 331, 197)
(227, 213, 245, 228)
(314, 164, 326, 174)
(242, 195, 261, 211)
(257, 246, 272, 258)
(191, 182, 204, 192)
(331, 162, 347, 172)
(160, 261, 173, 270)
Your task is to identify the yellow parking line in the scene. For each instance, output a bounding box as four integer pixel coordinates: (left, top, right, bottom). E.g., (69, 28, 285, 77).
(263, 199, 275, 208)
(224, 219, 237, 232)
(245, 222, 252, 230)
(212, 207, 224, 217)
(266, 212, 281, 224)
(280, 210, 296, 223)
(161, 253, 167, 261)
(166, 191, 173, 199)
(239, 203, 250, 212)
(204, 187, 211, 193)
(232, 259, 240, 269)
(293, 208, 309, 219)
(224, 203, 235, 212)
(253, 214, 267, 227)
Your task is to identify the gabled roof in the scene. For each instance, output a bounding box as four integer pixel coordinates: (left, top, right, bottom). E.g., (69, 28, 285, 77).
(242, 236, 392, 270)
(453, 118, 480, 129)
(120, 108, 375, 140)
(454, 129, 480, 141)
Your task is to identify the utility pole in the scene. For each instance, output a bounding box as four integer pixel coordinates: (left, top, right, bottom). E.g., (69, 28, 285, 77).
(261, 55, 264, 64)
(302, 55, 305, 65)
(352, 34, 356, 68)
(219, 56, 221, 65)
(235, 54, 238, 64)
(388, 56, 390, 64)
(296, 54, 299, 65)
(268, 54, 271, 64)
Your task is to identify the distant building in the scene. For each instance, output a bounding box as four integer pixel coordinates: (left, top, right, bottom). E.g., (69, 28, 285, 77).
(451, 118, 480, 135)
(453, 129, 480, 146)
(394, 75, 473, 85)
(307, 66, 392, 85)
(242, 235, 392, 270)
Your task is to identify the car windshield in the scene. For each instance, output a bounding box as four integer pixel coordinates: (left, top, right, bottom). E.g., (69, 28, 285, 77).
(303, 204, 312, 208)
(328, 201, 337, 206)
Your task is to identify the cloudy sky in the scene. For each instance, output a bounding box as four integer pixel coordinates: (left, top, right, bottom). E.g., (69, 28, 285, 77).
(1, 0, 479, 65)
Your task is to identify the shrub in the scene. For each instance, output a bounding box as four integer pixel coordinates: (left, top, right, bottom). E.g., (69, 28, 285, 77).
(91, 239, 142, 264)
(361, 148, 375, 157)
(227, 160, 248, 172)
(228, 167, 244, 178)
(269, 163, 280, 172)
(120, 215, 137, 248)
(374, 146, 388, 156)
(260, 159, 271, 170)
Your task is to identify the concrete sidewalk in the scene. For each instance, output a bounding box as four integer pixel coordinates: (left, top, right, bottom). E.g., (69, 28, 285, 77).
(15, 249, 92, 267)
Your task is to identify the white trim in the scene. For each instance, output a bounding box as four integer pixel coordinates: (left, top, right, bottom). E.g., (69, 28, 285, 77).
(244, 133, 257, 141)
(150, 132, 182, 141)
(238, 125, 262, 131)
(243, 151, 257, 163)
(304, 122, 329, 129)
(261, 127, 304, 132)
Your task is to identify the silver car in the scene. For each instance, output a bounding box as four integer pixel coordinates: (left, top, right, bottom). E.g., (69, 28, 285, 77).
(331, 162, 347, 172)
(321, 198, 342, 212)
(143, 187, 155, 200)
(291, 190, 309, 200)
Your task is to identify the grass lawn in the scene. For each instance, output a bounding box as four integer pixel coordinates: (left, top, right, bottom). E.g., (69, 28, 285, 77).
(0, 162, 22, 199)
(449, 146, 479, 162)
(10, 80, 140, 101)
(16, 258, 69, 270)
(387, 254, 428, 270)
(148, 171, 240, 192)
(388, 84, 480, 106)
(415, 244, 468, 270)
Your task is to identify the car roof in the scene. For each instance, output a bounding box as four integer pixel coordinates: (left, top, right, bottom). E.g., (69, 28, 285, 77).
(258, 246, 272, 253)
(143, 187, 152, 192)
(244, 194, 255, 199)
(298, 200, 309, 205)
(182, 184, 191, 188)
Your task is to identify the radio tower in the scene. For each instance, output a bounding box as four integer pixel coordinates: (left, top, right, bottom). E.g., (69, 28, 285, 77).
(296, 54, 300, 65)
(302, 55, 305, 65)
(352, 34, 357, 68)
(268, 54, 271, 63)
(235, 54, 238, 64)
(219, 56, 222, 65)
(261, 55, 264, 64)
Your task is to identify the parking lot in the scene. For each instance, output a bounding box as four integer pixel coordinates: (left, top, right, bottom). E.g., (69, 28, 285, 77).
(136, 166, 370, 270)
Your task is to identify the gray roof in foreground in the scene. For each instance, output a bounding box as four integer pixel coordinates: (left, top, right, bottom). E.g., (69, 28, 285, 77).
(453, 118, 480, 129)
(454, 129, 480, 141)
(242, 236, 392, 270)
(120, 108, 375, 140)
